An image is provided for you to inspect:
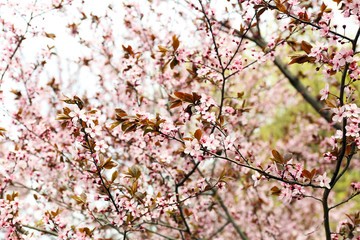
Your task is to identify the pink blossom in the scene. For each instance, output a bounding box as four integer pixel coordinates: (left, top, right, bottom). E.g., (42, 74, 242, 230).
(320, 83, 330, 100)
(94, 140, 108, 153)
(332, 106, 345, 123)
(69, 109, 86, 123)
(345, 123, 359, 138)
(85, 124, 102, 138)
(224, 135, 236, 150)
(344, 104, 360, 118)
(184, 139, 200, 156)
(202, 111, 216, 123)
(323, 152, 337, 162)
(317, 173, 331, 189)
(200, 134, 219, 150)
(351, 182, 360, 191)
(252, 171, 264, 187)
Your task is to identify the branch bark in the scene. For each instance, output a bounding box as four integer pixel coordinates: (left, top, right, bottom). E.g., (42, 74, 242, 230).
(219, 22, 341, 129)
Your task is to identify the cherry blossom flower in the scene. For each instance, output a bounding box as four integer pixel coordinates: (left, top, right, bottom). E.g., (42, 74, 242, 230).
(69, 109, 86, 123)
(252, 171, 264, 187)
(200, 94, 216, 107)
(94, 140, 108, 153)
(82, 113, 97, 123)
(85, 124, 102, 138)
(334, 130, 343, 139)
(184, 139, 200, 156)
(320, 83, 330, 100)
(279, 187, 292, 203)
(309, 41, 327, 61)
(202, 111, 216, 123)
(345, 123, 360, 138)
(317, 173, 331, 189)
(350, 182, 360, 191)
(323, 152, 337, 162)
(332, 48, 354, 70)
(224, 135, 236, 150)
(194, 104, 208, 114)
(288, 0, 299, 5)
(345, 104, 360, 118)
(332, 106, 346, 123)
(224, 106, 235, 115)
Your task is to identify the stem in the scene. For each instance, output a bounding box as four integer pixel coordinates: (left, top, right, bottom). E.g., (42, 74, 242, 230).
(174, 161, 200, 238)
(322, 26, 360, 240)
(195, 165, 248, 240)
(16, 223, 58, 237)
(80, 119, 121, 214)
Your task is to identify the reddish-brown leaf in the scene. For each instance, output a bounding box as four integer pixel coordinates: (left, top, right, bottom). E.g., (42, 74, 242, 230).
(194, 129, 202, 141)
(103, 160, 117, 169)
(170, 99, 182, 109)
(310, 169, 317, 179)
(320, 2, 327, 12)
(124, 124, 138, 133)
(172, 35, 180, 51)
(301, 41, 313, 54)
(174, 92, 185, 99)
(289, 55, 316, 65)
(170, 57, 179, 69)
(302, 169, 311, 179)
(270, 186, 281, 196)
(272, 150, 284, 163)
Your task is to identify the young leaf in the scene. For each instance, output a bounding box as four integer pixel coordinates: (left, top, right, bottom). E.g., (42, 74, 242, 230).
(270, 186, 281, 196)
(111, 171, 118, 182)
(170, 99, 182, 109)
(302, 169, 311, 179)
(272, 150, 284, 164)
(172, 35, 180, 51)
(70, 195, 84, 203)
(301, 41, 313, 54)
(194, 129, 202, 141)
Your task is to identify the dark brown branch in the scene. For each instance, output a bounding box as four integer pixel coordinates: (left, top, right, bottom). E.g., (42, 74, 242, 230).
(195, 166, 248, 240)
(80, 119, 121, 214)
(329, 191, 360, 210)
(15, 223, 58, 237)
(262, 1, 352, 42)
(174, 161, 200, 238)
(253, 37, 339, 129)
(219, 22, 340, 129)
(207, 220, 230, 239)
(322, 26, 360, 240)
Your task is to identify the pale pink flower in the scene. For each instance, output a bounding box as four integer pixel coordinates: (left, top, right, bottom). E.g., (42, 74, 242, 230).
(252, 171, 263, 187)
(334, 130, 343, 139)
(69, 109, 86, 123)
(323, 152, 337, 162)
(94, 140, 108, 153)
(288, 0, 299, 5)
(279, 187, 292, 203)
(202, 111, 216, 123)
(195, 104, 208, 114)
(200, 94, 216, 107)
(332, 106, 345, 123)
(184, 139, 200, 156)
(345, 104, 360, 118)
(224, 135, 236, 150)
(345, 123, 359, 138)
(85, 125, 102, 138)
(317, 173, 331, 189)
(320, 83, 330, 100)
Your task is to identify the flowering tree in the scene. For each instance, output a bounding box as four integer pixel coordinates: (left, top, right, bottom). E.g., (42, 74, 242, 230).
(1, 0, 360, 239)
